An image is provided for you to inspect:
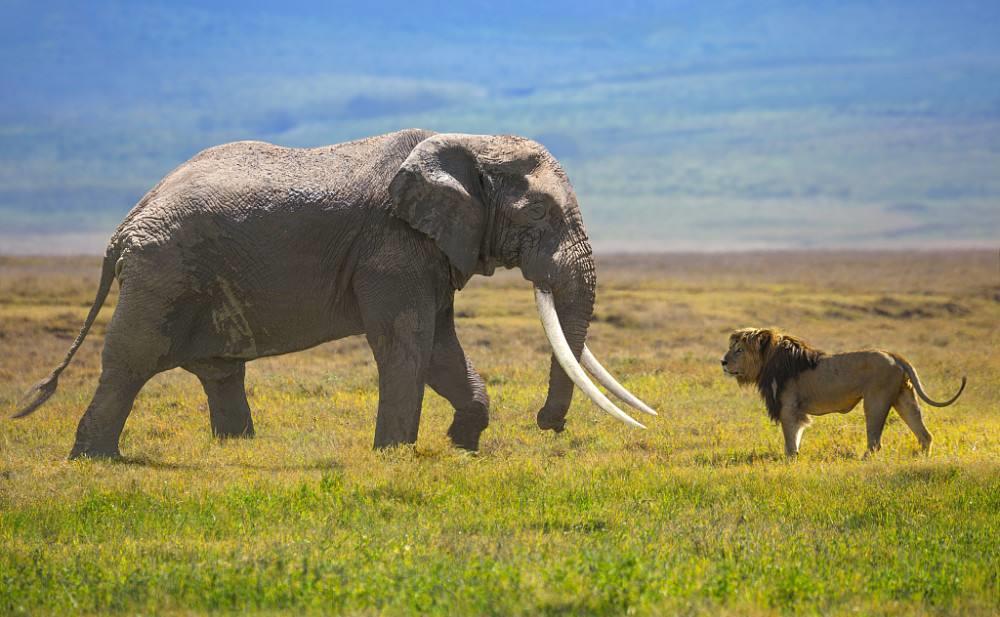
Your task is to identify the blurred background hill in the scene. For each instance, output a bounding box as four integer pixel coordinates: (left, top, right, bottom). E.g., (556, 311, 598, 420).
(2, 0, 999, 253)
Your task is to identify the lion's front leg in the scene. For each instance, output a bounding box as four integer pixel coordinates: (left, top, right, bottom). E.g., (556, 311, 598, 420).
(777, 392, 808, 457)
(780, 408, 808, 458)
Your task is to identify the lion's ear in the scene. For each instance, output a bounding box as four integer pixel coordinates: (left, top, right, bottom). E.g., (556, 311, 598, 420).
(757, 330, 773, 353)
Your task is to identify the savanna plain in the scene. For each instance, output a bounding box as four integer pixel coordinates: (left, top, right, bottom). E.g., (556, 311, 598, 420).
(0, 250, 997, 616)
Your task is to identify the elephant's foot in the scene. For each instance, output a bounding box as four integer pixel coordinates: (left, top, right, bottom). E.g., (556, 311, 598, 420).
(447, 405, 489, 451)
(68, 438, 122, 460)
(214, 427, 256, 440)
(211, 415, 255, 440)
(373, 436, 418, 450)
(536, 405, 567, 433)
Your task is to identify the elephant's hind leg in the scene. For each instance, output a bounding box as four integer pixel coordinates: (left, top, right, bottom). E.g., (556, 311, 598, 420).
(70, 366, 151, 459)
(70, 290, 164, 459)
(428, 306, 490, 451)
(185, 360, 255, 439)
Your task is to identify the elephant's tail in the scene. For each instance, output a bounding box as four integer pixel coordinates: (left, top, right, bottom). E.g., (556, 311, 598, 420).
(12, 248, 118, 418)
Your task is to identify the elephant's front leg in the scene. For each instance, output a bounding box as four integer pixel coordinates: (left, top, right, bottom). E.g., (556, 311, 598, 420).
(365, 308, 435, 449)
(427, 306, 490, 451)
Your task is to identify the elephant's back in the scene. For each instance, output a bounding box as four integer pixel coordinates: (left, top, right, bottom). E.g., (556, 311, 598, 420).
(112, 128, 434, 252)
(105, 129, 435, 357)
(184, 127, 435, 195)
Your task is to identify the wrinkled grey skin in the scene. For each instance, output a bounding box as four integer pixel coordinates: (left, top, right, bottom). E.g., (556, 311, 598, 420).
(16, 129, 596, 458)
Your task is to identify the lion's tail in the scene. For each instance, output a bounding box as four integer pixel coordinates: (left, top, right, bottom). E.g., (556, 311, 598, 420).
(12, 247, 118, 418)
(891, 353, 966, 408)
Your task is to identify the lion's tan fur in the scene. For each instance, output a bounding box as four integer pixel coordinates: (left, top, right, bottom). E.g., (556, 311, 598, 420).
(722, 327, 965, 456)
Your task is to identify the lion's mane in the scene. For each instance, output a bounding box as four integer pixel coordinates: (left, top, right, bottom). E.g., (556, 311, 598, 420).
(730, 328, 825, 422)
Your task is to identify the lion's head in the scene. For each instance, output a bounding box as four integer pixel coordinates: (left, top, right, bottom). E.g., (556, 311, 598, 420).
(722, 327, 772, 385)
(722, 327, 824, 421)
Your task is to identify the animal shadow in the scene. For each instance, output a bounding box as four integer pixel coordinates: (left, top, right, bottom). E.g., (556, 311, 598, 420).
(693, 449, 784, 467)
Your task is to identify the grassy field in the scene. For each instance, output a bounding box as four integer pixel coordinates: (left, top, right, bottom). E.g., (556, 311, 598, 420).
(0, 251, 998, 615)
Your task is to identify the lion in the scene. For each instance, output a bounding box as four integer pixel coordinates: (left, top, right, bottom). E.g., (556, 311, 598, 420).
(721, 327, 966, 457)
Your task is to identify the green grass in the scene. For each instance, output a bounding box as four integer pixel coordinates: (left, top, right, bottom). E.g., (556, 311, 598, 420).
(1, 251, 998, 615)
(4, 462, 997, 615)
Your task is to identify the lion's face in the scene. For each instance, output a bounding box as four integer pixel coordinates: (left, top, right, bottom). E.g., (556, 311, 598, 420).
(721, 328, 769, 385)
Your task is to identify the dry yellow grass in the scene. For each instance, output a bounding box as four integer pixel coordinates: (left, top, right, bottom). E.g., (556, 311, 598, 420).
(1, 251, 998, 615)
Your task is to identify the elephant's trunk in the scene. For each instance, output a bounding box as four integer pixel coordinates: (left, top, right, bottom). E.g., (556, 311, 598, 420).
(535, 253, 593, 431)
(534, 251, 650, 431)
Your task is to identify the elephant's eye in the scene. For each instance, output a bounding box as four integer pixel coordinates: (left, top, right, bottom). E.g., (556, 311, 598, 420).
(523, 200, 548, 222)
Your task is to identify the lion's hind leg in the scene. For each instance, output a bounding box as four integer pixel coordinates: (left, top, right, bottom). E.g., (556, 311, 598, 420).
(862, 392, 894, 458)
(893, 383, 933, 454)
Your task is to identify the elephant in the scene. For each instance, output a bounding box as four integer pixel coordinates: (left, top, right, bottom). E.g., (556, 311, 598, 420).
(14, 129, 656, 458)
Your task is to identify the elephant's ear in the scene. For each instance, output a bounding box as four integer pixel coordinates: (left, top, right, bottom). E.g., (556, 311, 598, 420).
(389, 135, 487, 289)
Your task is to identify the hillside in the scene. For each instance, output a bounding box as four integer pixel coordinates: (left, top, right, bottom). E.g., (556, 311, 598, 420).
(2, 1, 999, 252)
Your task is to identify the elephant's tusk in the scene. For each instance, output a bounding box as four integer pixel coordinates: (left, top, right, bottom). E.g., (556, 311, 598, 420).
(534, 288, 645, 430)
(581, 346, 658, 416)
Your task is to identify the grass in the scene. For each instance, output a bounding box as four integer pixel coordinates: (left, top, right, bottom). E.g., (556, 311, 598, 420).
(1, 250, 998, 615)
